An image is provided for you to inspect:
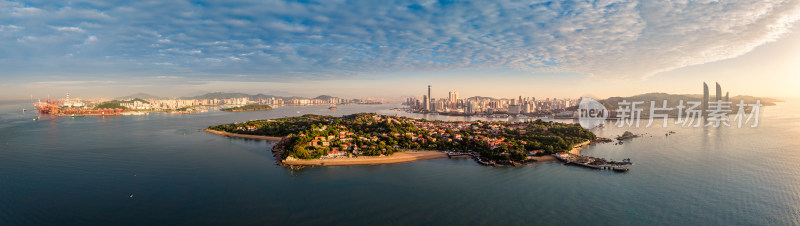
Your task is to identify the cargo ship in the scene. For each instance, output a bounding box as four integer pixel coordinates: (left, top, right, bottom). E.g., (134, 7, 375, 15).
(35, 98, 125, 116)
(35, 99, 60, 114)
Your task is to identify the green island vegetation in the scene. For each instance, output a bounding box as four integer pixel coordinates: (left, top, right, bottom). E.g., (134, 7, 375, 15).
(93, 98, 150, 110)
(616, 131, 637, 140)
(221, 104, 273, 112)
(208, 113, 595, 162)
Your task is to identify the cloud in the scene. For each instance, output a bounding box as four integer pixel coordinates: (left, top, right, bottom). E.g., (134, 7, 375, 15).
(0, 24, 21, 32)
(53, 26, 86, 32)
(0, 0, 799, 81)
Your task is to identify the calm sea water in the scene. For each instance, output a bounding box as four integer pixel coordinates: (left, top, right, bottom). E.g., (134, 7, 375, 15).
(1, 100, 799, 225)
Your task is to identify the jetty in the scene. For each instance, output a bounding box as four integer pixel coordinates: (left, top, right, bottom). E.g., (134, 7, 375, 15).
(554, 152, 631, 172)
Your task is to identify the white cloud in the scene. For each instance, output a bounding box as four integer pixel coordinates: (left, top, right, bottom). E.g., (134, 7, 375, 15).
(0, 0, 799, 80)
(0, 24, 21, 32)
(83, 35, 98, 45)
(53, 26, 85, 32)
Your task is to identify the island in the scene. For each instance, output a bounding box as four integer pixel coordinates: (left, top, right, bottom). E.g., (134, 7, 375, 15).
(207, 113, 602, 167)
(221, 104, 273, 112)
(616, 131, 638, 140)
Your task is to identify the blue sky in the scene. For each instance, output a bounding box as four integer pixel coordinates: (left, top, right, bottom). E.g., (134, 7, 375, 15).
(1, 0, 800, 99)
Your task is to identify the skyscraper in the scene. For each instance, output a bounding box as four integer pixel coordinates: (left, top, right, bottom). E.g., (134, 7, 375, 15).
(426, 85, 431, 111)
(423, 95, 428, 111)
(448, 91, 458, 103)
(703, 82, 709, 114)
(716, 82, 722, 102)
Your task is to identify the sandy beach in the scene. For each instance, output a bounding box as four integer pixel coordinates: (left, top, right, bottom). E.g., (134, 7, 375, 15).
(529, 140, 593, 162)
(530, 155, 559, 162)
(204, 129, 284, 142)
(569, 140, 592, 155)
(282, 151, 447, 166)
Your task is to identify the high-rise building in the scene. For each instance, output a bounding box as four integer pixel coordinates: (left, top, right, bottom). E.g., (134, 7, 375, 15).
(703, 82, 709, 114)
(423, 95, 429, 111)
(466, 101, 478, 114)
(509, 105, 521, 114)
(448, 91, 458, 103)
(716, 82, 722, 102)
(427, 85, 432, 111)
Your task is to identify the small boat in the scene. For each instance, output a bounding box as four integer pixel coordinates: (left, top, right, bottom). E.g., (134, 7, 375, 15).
(32, 117, 40, 121)
(328, 104, 337, 110)
(71, 114, 85, 117)
(613, 167, 629, 172)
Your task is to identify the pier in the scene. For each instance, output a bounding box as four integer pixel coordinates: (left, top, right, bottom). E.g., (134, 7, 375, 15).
(554, 152, 631, 172)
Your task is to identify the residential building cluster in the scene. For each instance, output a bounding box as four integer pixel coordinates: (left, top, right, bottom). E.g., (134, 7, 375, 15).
(118, 96, 351, 110)
(405, 85, 579, 115)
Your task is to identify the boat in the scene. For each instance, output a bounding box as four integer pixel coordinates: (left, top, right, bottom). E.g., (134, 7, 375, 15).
(121, 112, 147, 115)
(612, 166, 629, 172)
(32, 117, 40, 121)
(328, 104, 337, 110)
(70, 114, 85, 117)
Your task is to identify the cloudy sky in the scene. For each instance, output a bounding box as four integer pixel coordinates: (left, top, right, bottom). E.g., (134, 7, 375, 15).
(1, 0, 799, 100)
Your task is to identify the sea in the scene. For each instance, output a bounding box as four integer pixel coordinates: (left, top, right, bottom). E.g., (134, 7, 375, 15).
(1, 100, 798, 225)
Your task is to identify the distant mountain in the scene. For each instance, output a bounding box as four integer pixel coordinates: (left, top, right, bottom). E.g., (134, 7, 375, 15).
(184, 92, 252, 100)
(182, 92, 340, 101)
(465, 96, 499, 101)
(596, 92, 780, 112)
(118, 93, 161, 100)
(313, 95, 337, 100)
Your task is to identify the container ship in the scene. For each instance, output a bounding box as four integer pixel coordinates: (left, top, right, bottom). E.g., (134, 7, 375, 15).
(35, 98, 125, 116)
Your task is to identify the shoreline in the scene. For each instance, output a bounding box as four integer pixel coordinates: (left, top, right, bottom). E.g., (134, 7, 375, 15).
(222, 109, 272, 112)
(569, 140, 592, 155)
(204, 129, 284, 142)
(282, 151, 447, 166)
(528, 140, 593, 162)
(530, 155, 559, 162)
(206, 128, 602, 167)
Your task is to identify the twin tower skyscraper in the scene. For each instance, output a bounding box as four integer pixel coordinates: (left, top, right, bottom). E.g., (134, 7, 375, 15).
(703, 82, 729, 113)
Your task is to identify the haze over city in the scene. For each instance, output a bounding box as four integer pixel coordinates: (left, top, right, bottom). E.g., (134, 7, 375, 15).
(2, 0, 800, 100)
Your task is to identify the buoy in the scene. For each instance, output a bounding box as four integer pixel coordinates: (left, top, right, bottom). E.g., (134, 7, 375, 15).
(130, 194, 134, 198)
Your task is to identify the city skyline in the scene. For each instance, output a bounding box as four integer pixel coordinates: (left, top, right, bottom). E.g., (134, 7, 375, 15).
(2, 1, 800, 100)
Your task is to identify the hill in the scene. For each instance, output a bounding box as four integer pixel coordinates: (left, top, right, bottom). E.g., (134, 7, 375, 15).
(592, 93, 780, 116)
(118, 93, 161, 100)
(182, 92, 339, 102)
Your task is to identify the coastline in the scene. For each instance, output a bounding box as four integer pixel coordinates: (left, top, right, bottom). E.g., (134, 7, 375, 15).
(221, 109, 272, 112)
(206, 128, 602, 167)
(282, 151, 447, 166)
(530, 155, 559, 162)
(528, 140, 592, 162)
(569, 140, 592, 155)
(204, 129, 284, 142)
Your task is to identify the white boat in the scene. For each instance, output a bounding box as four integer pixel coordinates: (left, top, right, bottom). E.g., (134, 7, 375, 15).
(121, 112, 147, 115)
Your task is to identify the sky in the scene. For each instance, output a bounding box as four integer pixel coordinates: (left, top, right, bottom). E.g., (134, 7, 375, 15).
(1, 0, 799, 100)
